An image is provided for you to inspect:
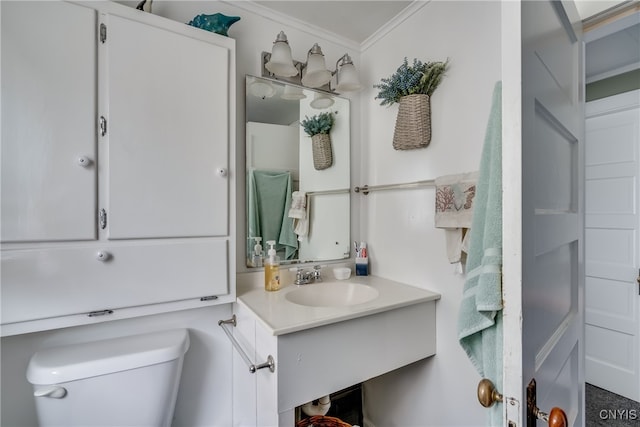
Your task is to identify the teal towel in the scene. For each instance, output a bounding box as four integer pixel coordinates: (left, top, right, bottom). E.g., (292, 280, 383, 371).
(457, 82, 503, 424)
(247, 170, 298, 260)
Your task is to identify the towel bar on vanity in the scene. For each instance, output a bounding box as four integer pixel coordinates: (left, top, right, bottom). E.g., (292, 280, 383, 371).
(354, 179, 435, 195)
(218, 315, 275, 373)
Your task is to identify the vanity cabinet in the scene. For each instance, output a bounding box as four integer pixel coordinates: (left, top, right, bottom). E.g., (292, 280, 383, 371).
(230, 276, 439, 427)
(1, 1, 236, 333)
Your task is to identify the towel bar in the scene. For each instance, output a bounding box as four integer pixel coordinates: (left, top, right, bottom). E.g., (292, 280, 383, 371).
(354, 179, 435, 195)
(306, 188, 350, 196)
(218, 315, 275, 373)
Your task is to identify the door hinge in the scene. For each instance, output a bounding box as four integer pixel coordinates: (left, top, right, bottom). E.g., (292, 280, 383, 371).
(99, 208, 107, 230)
(99, 116, 107, 137)
(99, 23, 107, 43)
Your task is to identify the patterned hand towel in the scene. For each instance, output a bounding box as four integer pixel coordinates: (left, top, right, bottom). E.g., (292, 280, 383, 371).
(288, 191, 309, 241)
(435, 171, 479, 264)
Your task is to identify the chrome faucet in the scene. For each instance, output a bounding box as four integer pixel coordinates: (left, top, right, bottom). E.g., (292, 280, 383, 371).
(294, 265, 322, 285)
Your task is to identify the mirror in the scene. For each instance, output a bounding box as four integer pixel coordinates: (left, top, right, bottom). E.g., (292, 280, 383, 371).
(246, 75, 350, 267)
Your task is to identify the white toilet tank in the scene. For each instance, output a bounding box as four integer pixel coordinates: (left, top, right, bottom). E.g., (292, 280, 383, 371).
(27, 329, 190, 427)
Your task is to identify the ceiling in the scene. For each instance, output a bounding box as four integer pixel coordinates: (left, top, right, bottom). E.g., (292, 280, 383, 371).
(254, 1, 412, 44)
(254, 1, 621, 45)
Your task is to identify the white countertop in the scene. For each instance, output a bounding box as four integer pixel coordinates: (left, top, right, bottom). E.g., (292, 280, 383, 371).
(236, 274, 441, 336)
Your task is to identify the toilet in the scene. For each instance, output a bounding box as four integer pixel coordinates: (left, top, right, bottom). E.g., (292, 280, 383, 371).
(26, 329, 190, 427)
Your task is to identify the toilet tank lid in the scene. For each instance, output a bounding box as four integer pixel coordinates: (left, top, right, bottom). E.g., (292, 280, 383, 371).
(27, 329, 190, 385)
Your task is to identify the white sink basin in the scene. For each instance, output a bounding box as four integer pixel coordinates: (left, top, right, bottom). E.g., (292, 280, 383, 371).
(285, 282, 379, 307)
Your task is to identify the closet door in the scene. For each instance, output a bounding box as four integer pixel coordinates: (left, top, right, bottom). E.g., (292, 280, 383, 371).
(105, 13, 230, 240)
(1, 1, 98, 242)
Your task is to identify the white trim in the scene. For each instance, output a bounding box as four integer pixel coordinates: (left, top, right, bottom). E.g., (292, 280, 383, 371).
(586, 88, 640, 116)
(360, 1, 430, 52)
(223, 0, 361, 51)
(586, 62, 640, 83)
(501, 0, 524, 425)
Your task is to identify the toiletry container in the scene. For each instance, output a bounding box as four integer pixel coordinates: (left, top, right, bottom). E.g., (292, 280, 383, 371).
(356, 242, 369, 276)
(26, 329, 190, 427)
(264, 240, 281, 291)
(252, 236, 263, 267)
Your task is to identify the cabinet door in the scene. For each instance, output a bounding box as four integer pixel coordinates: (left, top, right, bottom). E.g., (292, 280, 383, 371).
(105, 14, 230, 240)
(1, 240, 228, 324)
(1, 1, 98, 242)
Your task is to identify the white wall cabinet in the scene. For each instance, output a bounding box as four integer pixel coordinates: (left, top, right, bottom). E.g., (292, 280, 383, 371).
(0, 1, 236, 334)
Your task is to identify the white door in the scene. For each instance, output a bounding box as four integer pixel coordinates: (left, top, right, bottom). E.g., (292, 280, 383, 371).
(1, 1, 97, 242)
(104, 13, 230, 240)
(585, 90, 640, 401)
(502, 1, 584, 426)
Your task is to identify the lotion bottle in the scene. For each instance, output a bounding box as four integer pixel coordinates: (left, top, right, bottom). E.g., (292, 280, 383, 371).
(264, 240, 281, 291)
(252, 237, 263, 267)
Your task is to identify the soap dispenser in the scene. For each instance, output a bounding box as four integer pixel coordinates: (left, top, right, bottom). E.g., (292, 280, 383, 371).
(252, 237, 263, 267)
(264, 240, 281, 292)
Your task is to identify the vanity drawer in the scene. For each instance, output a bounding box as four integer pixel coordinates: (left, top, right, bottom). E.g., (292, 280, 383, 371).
(1, 239, 228, 324)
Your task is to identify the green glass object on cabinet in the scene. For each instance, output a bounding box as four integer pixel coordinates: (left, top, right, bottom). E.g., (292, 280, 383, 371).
(187, 13, 240, 37)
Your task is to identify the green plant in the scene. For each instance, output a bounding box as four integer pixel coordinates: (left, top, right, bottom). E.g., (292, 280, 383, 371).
(301, 112, 334, 136)
(374, 57, 449, 106)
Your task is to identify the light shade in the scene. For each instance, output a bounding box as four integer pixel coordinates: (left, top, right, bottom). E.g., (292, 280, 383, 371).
(265, 31, 298, 77)
(301, 44, 332, 88)
(310, 92, 334, 109)
(281, 85, 306, 100)
(249, 79, 275, 98)
(335, 62, 362, 92)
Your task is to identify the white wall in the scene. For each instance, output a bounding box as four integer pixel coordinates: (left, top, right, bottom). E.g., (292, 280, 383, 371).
(0, 1, 361, 426)
(359, 2, 501, 426)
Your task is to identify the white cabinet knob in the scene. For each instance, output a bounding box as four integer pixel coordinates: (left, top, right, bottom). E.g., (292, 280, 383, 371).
(77, 156, 92, 167)
(217, 168, 228, 177)
(96, 251, 111, 262)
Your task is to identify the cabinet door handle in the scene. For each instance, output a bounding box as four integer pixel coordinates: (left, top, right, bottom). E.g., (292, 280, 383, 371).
(96, 251, 111, 262)
(217, 168, 228, 178)
(77, 156, 92, 167)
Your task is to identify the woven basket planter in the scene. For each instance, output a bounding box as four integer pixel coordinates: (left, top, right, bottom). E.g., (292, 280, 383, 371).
(392, 93, 432, 150)
(296, 415, 352, 427)
(311, 133, 333, 170)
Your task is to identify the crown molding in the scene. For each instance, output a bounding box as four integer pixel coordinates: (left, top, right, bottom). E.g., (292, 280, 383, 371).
(360, 1, 430, 52)
(222, 0, 361, 52)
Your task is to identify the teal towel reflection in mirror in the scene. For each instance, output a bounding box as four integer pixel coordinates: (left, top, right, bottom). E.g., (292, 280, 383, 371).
(187, 13, 240, 37)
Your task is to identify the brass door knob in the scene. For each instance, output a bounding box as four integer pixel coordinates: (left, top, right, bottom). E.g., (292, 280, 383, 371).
(477, 378, 503, 408)
(534, 405, 568, 427)
(547, 407, 568, 427)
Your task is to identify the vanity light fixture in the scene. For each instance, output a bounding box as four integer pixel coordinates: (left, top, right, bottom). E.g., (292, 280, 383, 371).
(301, 43, 332, 88)
(262, 31, 362, 94)
(264, 31, 298, 77)
(334, 54, 362, 92)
